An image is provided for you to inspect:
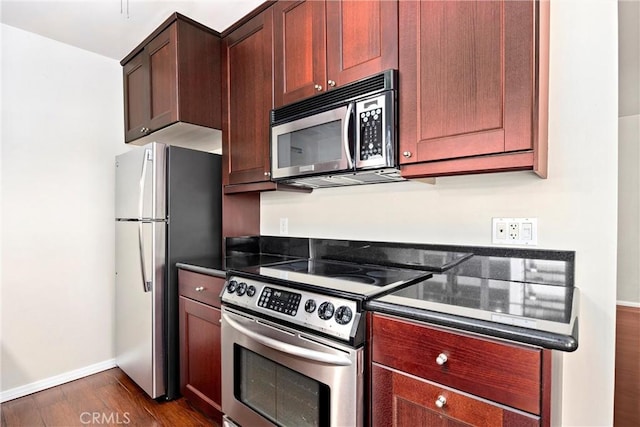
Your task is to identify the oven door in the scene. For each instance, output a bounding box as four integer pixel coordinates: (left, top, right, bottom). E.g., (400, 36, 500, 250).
(221, 306, 363, 427)
(270, 104, 354, 180)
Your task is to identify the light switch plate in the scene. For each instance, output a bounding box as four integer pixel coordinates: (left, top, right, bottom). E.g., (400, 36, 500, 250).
(279, 218, 289, 235)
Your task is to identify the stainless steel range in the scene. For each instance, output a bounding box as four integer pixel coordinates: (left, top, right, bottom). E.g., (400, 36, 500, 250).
(220, 259, 432, 427)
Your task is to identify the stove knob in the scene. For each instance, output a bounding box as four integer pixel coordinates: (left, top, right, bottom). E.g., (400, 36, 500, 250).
(226, 280, 238, 293)
(335, 306, 353, 325)
(246, 285, 256, 297)
(236, 282, 247, 296)
(318, 302, 335, 320)
(305, 299, 317, 313)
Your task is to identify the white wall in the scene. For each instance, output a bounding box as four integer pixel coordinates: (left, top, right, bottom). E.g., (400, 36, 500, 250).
(261, 1, 619, 426)
(1, 24, 122, 394)
(618, 114, 640, 303)
(617, 0, 640, 304)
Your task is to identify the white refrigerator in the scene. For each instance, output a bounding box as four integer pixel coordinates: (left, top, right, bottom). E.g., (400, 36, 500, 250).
(115, 142, 221, 400)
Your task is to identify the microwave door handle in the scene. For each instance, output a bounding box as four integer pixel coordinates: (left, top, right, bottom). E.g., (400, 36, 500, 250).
(223, 312, 352, 366)
(344, 102, 354, 169)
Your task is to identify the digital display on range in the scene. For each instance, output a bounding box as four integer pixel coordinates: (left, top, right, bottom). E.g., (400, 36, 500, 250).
(258, 287, 301, 316)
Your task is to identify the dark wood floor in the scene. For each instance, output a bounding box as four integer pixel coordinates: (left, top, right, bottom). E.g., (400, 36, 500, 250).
(0, 368, 219, 427)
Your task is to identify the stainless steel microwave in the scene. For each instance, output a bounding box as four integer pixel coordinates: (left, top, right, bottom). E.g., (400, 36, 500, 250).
(270, 70, 403, 188)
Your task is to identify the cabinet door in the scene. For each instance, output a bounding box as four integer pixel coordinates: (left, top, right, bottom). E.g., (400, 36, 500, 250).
(146, 25, 178, 133)
(123, 52, 149, 142)
(399, 1, 535, 172)
(273, 0, 326, 107)
(223, 9, 273, 185)
(371, 364, 539, 427)
(325, 0, 398, 87)
(123, 25, 178, 143)
(179, 296, 222, 421)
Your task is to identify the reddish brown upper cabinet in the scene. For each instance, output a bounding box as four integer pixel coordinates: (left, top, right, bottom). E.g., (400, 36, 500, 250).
(273, 0, 398, 107)
(398, 0, 549, 178)
(222, 8, 274, 186)
(121, 13, 221, 144)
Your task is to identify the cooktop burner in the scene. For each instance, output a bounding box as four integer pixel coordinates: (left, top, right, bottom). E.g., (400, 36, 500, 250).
(234, 259, 433, 299)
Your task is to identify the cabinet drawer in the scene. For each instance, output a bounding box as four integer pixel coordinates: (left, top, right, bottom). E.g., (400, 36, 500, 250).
(372, 363, 539, 427)
(178, 269, 225, 308)
(372, 314, 542, 414)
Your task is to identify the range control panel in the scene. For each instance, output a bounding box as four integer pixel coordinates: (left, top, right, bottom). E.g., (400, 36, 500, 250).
(222, 276, 359, 342)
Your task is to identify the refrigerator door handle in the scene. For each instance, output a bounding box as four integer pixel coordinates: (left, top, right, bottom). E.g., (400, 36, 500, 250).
(138, 222, 152, 293)
(139, 148, 151, 219)
(138, 149, 152, 293)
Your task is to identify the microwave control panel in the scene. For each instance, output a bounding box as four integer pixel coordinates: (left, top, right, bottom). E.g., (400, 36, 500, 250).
(355, 91, 393, 166)
(359, 108, 383, 160)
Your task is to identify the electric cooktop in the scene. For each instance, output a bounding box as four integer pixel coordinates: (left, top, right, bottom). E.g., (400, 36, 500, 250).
(230, 258, 433, 300)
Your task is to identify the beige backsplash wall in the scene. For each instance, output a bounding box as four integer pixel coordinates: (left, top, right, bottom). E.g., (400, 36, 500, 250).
(261, 1, 618, 426)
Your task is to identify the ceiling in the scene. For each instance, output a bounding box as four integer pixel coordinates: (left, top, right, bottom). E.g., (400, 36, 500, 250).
(0, 0, 266, 61)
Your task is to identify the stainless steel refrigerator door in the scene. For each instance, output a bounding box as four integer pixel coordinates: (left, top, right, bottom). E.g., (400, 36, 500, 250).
(115, 142, 166, 220)
(115, 220, 166, 399)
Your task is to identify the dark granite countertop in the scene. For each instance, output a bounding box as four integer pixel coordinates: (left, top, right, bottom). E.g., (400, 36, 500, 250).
(360, 248, 578, 351)
(177, 236, 578, 351)
(176, 253, 302, 278)
(366, 274, 579, 351)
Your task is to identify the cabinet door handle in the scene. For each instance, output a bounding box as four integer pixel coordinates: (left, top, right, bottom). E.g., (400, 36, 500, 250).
(403, 151, 412, 158)
(195, 286, 205, 292)
(436, 353, 448, 365)
(264, 171, 271, 177)
(314, 84, 323, 91)
(435, 395, 447, 408)
(328, 80, 336, 87)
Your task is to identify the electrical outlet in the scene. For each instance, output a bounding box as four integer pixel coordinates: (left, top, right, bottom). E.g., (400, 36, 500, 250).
(279, 218, 289, 235)
(509, 223, 520, 240)
(492, 218, 538, 245)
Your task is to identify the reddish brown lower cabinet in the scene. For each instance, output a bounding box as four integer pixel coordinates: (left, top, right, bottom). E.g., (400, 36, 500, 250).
(372, 364, 539, 427)
(370, 313, 552, 427)
(178, 269, 225, 423)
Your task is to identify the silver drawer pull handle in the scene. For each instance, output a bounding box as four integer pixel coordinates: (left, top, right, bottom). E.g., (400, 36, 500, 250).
(195, 286, 205, 292)
(436, 353, 448, 365)
(435, 395, 447, 408)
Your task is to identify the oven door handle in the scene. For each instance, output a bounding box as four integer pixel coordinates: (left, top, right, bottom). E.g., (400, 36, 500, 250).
(223, 313, 353, 366)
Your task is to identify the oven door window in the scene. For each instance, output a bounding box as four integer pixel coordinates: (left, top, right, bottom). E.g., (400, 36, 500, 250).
(234, 345, 330, 427)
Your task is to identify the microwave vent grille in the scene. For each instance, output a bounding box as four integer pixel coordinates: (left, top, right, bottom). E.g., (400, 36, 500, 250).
(271, 69, 397, 124)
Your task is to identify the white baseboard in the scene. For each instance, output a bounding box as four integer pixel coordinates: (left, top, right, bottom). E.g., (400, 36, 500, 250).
(1, 358, 117, 403)
(617, 300, 640, 308)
